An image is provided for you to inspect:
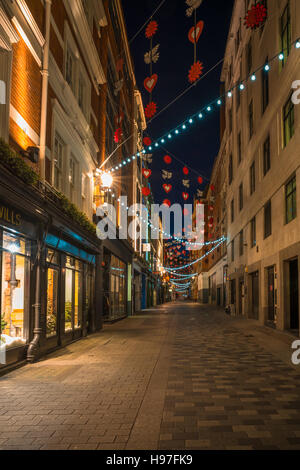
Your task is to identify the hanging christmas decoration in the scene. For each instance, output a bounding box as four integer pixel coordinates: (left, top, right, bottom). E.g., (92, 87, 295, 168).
(186, 0, 203, 17)
(188, 20, 204, 43)
(163, 199, 171, 207)
(114, 128, 123, 143)
(210, 184, 215, 192)
(145, 101, 157, 119)
(145, 20, 158, 39)
(164, 155, 172, 165)
(244, 2, 267, 30)
(116, 57, 124, 73)
(144, 74, 158, 93)
(188, 61, 204, 83)
(163, 184, 172, 194)
(114, 79, 124, 96)
(144, 44, 160, 64)
(142, 187, 151, 197)
(142, 168, 152, 179)
(142, 154, 153, 164)
(183, 166, 189, 175)
(143, 137, 152, 147)
(162, 170, 173, 180)
(198, 176, 203, 184)
(182, 192, 189, 201)
(182, 179, 190, 188)
(183, 208, 190, 216)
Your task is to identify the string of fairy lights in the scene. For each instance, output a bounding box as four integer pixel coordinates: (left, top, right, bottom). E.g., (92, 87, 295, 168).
(96, 38, 300, 179)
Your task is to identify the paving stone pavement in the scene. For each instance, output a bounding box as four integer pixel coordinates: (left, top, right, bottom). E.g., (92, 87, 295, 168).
(0, 302, 300, 450)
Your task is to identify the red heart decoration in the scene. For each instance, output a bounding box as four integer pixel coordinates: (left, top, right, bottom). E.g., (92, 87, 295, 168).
(188, 21, 204, 44)
(182, 192, 189, 201)
(210, 184, 215, 192)
(144, 74, 158, 93)
(163, 184, 172, 194)
(183, 167, 189, 175)
(142, 187, 150, 197)
(142, 169, 152, 179)
(164, 155, 172, 164)
(163, 199, 171, 207)
(198, 176, 203, 184)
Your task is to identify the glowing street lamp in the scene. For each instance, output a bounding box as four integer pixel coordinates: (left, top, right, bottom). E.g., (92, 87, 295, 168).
(101, 172, 113, 189)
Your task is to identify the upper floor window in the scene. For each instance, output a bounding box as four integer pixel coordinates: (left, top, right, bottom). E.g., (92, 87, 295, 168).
(69, 155, 77, 204)
(285, 175, 296, 224)
(238, 132, 242, 164)
(283, 95, 294, 147)
(250, 216, 256, 247)
(66, 47, 76, 93)
(263, 135, 271, 175)
(239, 230, 244, 256)
(54, 133, 64, 191)
(250, 161, 256, 195)
(239, 183, 244, 211)
(231, 239, 235, 262)
(280, 2, 291, 66)
(262, 57, 269, 113)
(264, 199, 272, 238)
(229, 154, 233, 185)
(249, 100, 254, 139)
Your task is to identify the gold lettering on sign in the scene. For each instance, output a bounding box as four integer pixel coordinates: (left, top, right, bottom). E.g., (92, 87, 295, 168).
(0, 206, 22, 226)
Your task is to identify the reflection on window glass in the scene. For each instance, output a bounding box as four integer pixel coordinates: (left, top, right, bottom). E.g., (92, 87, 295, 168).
(1, 233, 29, 349)
(65, 269, 73, 332)
(47, 268, 58, 337)
(74, 271, 82, 329)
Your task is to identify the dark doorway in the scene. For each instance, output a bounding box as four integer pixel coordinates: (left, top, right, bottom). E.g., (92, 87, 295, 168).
(267, 266, 275, 323)
(239, 278, 244, 315)
(289, 259, 299, 330)
(251, 271, 259, 319)
(217, 287, 221, 306)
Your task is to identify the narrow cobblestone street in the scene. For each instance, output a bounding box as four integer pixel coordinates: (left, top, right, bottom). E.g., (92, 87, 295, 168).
(1, 302, 300, 450)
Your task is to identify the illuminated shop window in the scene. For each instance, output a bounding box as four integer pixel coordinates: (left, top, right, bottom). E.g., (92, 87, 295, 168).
(65, 256, 83, 332)
(1, 232, 30, 350)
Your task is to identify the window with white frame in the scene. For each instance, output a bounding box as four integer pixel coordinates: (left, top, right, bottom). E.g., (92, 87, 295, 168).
(69, 154, 77, 204)
(66, 46, 76, 93)
(54, 133, 64, 191)
(82, 173, 89, 213)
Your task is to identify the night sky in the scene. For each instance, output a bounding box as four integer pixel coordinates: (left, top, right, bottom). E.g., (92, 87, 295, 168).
(123, 0, 234, 205)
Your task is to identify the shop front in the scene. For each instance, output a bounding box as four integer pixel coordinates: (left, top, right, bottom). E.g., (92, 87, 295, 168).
(0, 200, 41, 370)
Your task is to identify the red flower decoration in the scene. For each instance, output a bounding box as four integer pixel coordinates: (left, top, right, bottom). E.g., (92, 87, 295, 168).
(198, 176, 203, 184)
(145, 101, 157, 119)
(145, 21, 158, 39)
(114, 128, 123, 143)
(188, 61, 204, 84)
(164, 155, 172, 165)
(183, 167, 189, 176)
(143, 137, 152, 146)
(244, 3, 267, 30)
(163, 199, 171, 207)
(142, 187, 150, 197)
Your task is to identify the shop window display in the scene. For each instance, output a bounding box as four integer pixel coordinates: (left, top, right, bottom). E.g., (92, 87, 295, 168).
(0, 232, 29, 349)
(65, 256, 83, 332)
(109, 255, 126, 320)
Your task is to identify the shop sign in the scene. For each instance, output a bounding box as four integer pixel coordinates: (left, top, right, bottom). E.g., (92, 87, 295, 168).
(0, 80, 5, 105)
(0, 205, 21, 226)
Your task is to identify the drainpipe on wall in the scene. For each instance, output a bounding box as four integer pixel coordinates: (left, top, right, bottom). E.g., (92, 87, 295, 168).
(39, 0, 51, 182)
(27, 238, 42, 362)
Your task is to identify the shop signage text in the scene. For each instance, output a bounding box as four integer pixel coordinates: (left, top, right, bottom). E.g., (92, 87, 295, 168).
(0, 205, 21, 226)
